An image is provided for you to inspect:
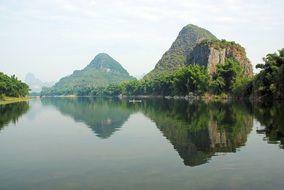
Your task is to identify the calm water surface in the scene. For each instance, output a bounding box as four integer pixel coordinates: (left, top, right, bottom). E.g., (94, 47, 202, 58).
(0, 98, 283, 190)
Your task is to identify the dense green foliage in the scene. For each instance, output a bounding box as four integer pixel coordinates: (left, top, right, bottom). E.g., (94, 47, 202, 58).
(42, 59, 250, 97)
(0, 72, 29, 98)
(41, 53, 134, 96)
(251, 48, 284, 99)
(119, 65, 210, 96)
(50, 64, 210, 97)
(209, 58, 250, 96)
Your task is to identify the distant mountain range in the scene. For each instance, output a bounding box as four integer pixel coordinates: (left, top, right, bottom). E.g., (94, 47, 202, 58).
(41, 53, 135, 95)
(25, 73, 55, 93)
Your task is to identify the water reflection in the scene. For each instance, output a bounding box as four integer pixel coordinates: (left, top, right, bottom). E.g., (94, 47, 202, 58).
(254, 101, 284, 148)
(1, 98, 284, 190)
(41, 98, 132, 138)
(39, 97, 283, 166)
(132, 99, 254, 166)
(0, 102, 30, 130)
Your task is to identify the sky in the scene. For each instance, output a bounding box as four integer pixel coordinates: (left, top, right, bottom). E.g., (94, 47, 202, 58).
(0, 0, 283, 82)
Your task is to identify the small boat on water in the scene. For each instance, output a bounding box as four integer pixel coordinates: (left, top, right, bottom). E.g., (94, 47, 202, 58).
(129, 99, 142, 103)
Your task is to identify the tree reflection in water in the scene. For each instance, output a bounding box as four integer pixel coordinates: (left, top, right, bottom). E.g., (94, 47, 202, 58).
(0, 102, 30, 130)
(254, 101, 284, 149)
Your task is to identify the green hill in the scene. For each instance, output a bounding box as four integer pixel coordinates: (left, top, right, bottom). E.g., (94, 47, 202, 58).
(145, 24, 217, 79)
(41, 53, 135, 96)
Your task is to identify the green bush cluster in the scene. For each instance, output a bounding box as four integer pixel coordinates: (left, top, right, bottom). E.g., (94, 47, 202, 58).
(0, 72, 29, 98)
(251, 48, 284, 99)
(209, 58, 251, 96)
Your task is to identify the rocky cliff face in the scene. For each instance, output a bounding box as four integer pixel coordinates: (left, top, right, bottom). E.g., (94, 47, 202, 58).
(145, 24, 217, 79)
(145, 24, 253, 79)
(188, 40, 253, 77)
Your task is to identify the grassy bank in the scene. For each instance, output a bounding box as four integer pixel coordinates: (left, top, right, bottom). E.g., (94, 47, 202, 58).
(0, 96, 30, 105)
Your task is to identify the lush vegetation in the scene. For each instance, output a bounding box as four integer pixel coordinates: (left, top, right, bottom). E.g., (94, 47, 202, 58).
(41, 53, 134, 96)
(117, 64, 210, 96)
(45, 58, 248, 98)
(209, 58, 250, 96)
(250, 48, 284, 99)
(41, 64, 210, 96)
(41, 47, 284, 100)
(0, 72, 29, 99)
(95, 49, 284, 100)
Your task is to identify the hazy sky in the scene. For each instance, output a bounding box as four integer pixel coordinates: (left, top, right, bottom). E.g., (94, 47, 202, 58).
(0, 0, 283, 82)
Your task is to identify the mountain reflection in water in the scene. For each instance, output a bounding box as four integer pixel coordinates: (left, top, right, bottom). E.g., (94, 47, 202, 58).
(1, 98, 284, 190)
(40, 97, 261, 166)
(2, 97, 281, 167)
(41, 98, 132, 138)
(132, 99, 254, 166)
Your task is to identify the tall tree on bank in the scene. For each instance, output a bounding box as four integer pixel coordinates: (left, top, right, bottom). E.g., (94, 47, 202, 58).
(253, 48, 284, 99)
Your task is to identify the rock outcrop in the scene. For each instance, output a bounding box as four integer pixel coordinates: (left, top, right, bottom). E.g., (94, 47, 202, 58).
(188, 40, 253, 77)
(144, 24, 217, 79)
(145, 24, 253, 78)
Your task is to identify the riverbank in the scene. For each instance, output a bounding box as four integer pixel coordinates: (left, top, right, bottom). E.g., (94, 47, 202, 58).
(0, 96, 30, 105)
(40, 93, 279, 102)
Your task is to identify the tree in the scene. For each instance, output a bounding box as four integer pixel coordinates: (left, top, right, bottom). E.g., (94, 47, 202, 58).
(0, 72, 29, 98)
(252, 48, 284, 99)
(209, 58, 246, 95)
(173, 65, 209, 95)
